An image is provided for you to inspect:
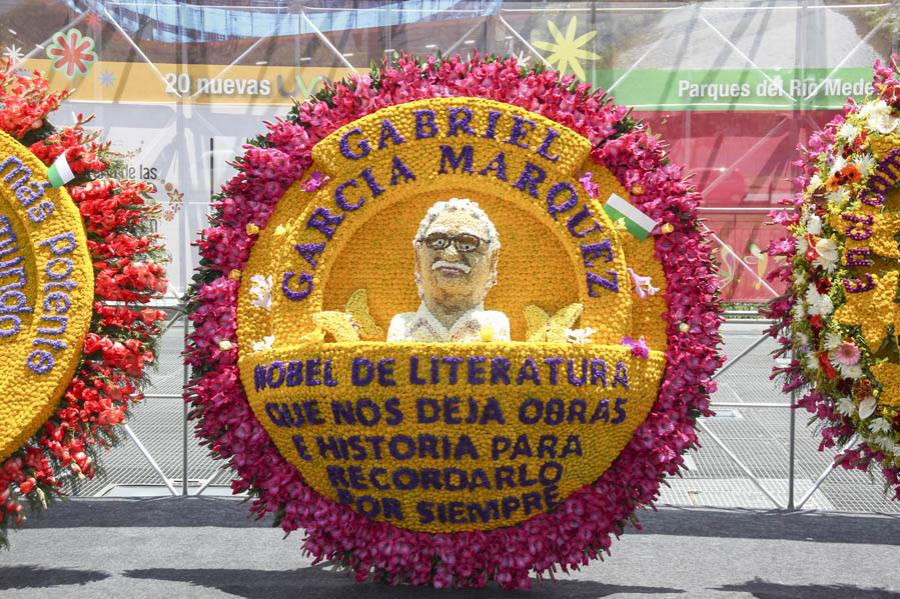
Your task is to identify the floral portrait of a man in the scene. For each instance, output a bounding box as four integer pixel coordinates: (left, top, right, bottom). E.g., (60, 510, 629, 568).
(387, 198, 510, 342)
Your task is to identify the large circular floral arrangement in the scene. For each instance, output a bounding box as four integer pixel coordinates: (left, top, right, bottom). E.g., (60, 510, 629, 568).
(0, 59, 168, 545)
(767, 57, 899, 498)
(186, 54, 722, 588)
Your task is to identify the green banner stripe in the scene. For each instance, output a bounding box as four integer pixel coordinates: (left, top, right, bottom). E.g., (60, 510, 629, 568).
(47, 166, 65, 188)
(603, 204, 650, 241)
(589, 67, 876, 112)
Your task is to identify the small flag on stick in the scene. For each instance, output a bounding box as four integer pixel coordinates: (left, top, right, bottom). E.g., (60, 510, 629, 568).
(47, 150, 75, 188)
(603, 193, 658, 240)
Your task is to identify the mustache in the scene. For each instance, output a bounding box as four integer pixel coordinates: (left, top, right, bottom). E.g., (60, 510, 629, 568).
(432, 260, 471, 273)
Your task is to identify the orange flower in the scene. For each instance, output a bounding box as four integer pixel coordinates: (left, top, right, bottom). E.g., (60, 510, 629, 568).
(825, 164, 861, 191)
(853, 378, 873, 401)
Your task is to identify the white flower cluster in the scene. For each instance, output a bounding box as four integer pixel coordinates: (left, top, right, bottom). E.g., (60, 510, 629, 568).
(804, 283, 833, 317)
(859, 99, 899, 134)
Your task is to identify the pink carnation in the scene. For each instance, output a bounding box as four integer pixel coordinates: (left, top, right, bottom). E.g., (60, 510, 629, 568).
(833, 341, 860, 366)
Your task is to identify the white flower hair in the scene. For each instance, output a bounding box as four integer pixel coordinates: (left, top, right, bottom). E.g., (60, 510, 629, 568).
(414, 198, 500, 251)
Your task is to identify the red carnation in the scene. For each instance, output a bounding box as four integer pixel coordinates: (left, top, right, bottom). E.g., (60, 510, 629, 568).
(818, 352, 837, 380)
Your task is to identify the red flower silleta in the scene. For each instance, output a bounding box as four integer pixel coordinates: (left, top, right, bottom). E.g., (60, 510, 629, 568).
(0, 60, 168, 546)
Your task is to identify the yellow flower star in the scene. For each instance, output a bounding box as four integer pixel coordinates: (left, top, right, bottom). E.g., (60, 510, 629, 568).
(870, 362, 900, 407)
(532, 16, 602, 81)
(834, 271, 900, 350)
(829, 212, 900, 260)
(870, 213, 900, 259)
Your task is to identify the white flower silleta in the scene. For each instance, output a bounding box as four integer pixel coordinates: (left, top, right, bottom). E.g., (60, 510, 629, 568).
(814, 237, 838, 260)
(627, 268, 659, 299)
(859, 100, 898, 133)
(867, 112, 899, 135)
(858, 396, 877, 419)
(859, 99, 891, 120)
(826, 188, 850, 207)
(870, 435, 895, 454)
(806, 174, 823, 192)
(791, 299, 806, 321)
(829, 154, 847, 176)
(805, 352, 820, 371)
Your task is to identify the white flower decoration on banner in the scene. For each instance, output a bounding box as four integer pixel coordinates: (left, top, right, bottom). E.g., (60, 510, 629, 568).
(252, 335, 275, 353)
(565, 327, 597, 345)
(627, 268, 659, 299)
(249, 274, 273, 311)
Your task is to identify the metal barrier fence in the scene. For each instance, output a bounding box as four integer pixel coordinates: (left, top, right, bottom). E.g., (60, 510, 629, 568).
(69, 306, 898, 514)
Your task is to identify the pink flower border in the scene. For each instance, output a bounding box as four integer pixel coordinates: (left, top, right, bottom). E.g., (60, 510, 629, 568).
(185, 54, 723, 589)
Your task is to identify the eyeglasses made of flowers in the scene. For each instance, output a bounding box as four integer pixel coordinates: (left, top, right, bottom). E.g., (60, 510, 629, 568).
(417, 232, 487, 253)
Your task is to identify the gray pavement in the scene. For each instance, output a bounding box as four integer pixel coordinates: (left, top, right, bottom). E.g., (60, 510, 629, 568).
(1, 498, 898, 598)
(8, 319, 889, 598)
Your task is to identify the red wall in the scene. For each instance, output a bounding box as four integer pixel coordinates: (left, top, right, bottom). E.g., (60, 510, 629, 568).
(637, 109, 841, 302)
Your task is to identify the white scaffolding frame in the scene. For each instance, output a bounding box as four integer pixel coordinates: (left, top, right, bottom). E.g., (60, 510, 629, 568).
(29, 0, 896, 508)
